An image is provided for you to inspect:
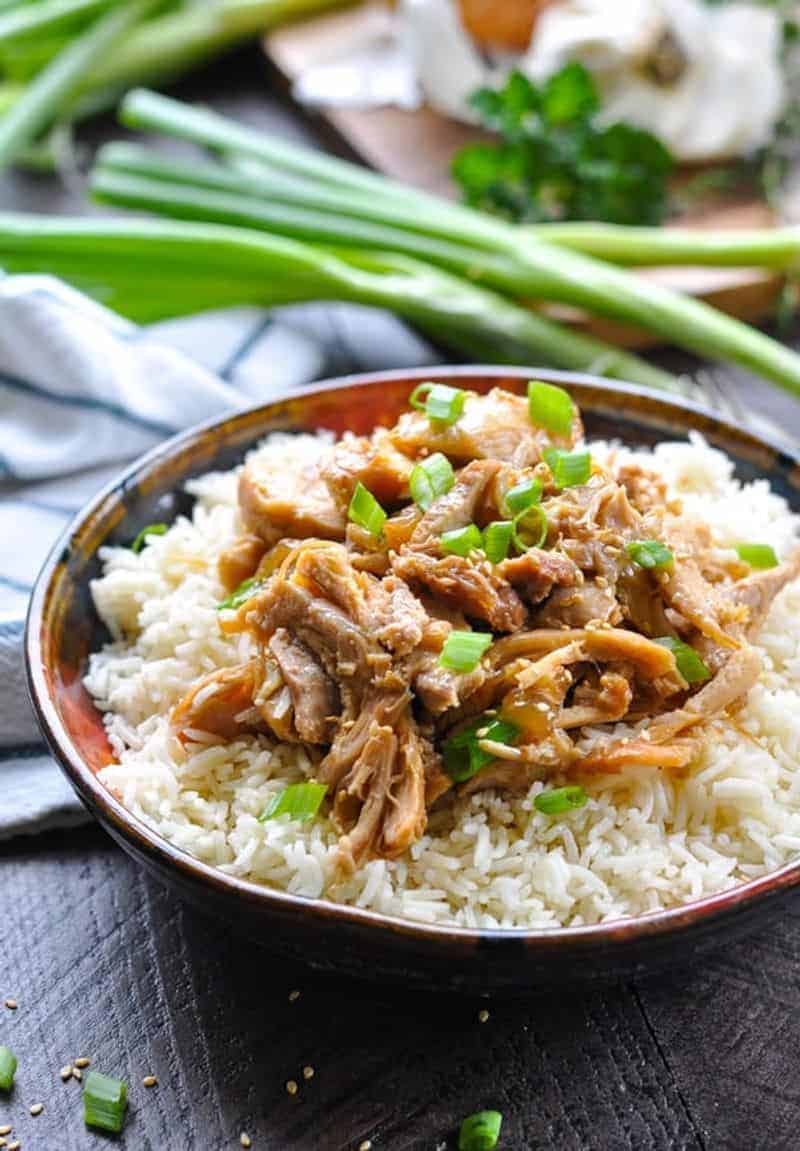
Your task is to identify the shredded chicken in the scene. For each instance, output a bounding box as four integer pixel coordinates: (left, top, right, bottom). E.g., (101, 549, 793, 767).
(171, 382, 800, 867)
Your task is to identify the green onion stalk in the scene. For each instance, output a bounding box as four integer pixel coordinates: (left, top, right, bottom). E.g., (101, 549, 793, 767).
(114, 89, 800, 397)
(0, 0, 159, 172)
(0, 212, 678, 390)
(526, 222, 800, 271)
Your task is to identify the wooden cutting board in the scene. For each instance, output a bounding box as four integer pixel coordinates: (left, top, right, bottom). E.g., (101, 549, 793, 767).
(264, 1, 785, 347)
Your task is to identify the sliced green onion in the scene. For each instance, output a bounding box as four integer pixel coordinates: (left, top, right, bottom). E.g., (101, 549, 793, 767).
(409, 382, 466, 425)
(443, 717, 519, 783)
(216, 576, 264, 612)
(654, 637, 711, 684)
(83, 1070, 128, 1134)
(528, 379, 575, 436)
(409, 452, 455, 511)
(483, 520, 513, 563)
(131, 522, 168, 553)
(534, 786, 587, 815)
(512, 505, 548, 552)
(735, 543, 778, 569)
(544, 448, 592, 489)
(441, 523, 483, 557)
(459, 1110, 503, 1151)
(347, 481, 387, 536)
(0, 1045, 16, 1091)
(504, 477, 542, 515)
(439, 630, 492, 673)
(625, 539, 674, 572)
(259, 782, 327, 823)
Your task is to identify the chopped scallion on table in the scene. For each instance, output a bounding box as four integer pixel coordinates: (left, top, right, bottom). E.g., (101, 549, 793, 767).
(534, 786, 587, 815)
(410, 452, 454, 511)
(483, 520, 513, 563)
(131, 522, 167, 553)
(259, 782, 327, 823)
(459, 1109, 503, 1151)
(439, 630, 492, 673)
(528, 379, 575, 436)
(504, 478, 542, 515)
(443, 717, 519, 783)
(544, 448, 592, 489)
(83, 1070, 128, 1134)
(625, 539, 674, 571)
(217, 576, 263, 612)
(348, 481, 386, 536)
(0, 1045, 16, 1091)
(441, 523, 483, 557)
(655, 637, 711, 684)
(409, 382, 466, 425)
(735, 543, 778, 569)
(512, 505, 548, 552)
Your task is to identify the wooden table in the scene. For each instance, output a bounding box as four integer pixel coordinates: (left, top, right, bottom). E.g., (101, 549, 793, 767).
(3, 45, 800, 1151)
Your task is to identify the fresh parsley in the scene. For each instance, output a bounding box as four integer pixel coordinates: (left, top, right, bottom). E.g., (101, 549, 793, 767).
(452, 64, 674, 226)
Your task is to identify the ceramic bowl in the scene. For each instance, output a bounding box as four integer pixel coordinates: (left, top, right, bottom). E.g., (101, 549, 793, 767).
(26, 367, 800, 992)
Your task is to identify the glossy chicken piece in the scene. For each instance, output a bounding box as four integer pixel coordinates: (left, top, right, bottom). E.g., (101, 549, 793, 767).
(498, 549, 579, 606)
(268, 629, 338, 744)
(408, 459, 500, 548)
(390, 387, 579, 466)
(218, 533, 266, 592)
(172, 660, 264, 740)
(239, 451, 345, 546)
(725, 550, 800, 636)
(579, 738, 699, 773)
(532, 579, 621, 628)
(393, 549, 525, 632)
(321, 430, 414, 509)
(457, 0, 551, 49)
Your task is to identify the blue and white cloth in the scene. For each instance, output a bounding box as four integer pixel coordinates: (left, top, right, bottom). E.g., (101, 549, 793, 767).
(0, 275, 439, 838)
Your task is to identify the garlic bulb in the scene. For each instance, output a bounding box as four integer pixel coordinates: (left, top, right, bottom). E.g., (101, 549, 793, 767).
(523, 0, 786, 161)
(400, 0, 786, 162)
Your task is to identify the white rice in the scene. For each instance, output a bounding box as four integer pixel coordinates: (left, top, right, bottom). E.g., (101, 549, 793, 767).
(84, 431, 800, 929)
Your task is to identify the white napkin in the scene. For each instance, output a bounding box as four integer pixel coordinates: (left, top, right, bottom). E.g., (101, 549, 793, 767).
(0, 274, 437, 839)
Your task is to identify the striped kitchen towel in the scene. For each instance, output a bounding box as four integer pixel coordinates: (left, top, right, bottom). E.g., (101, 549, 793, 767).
(0, 274, 438, 838)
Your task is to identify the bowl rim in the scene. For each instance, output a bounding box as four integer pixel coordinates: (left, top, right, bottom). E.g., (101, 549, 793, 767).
(25, 364, 800, 950)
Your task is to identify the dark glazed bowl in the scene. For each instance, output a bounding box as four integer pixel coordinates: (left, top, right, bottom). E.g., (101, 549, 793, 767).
(26, 367, 800, 993)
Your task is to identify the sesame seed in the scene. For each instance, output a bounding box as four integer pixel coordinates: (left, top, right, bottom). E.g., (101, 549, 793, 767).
(0, 1127, 10, 1137)
(288, 990, 300, 1003)
(73, 1057, 90, 1069)
(240, 1135, 252, 1149)
(4, 1000, 17, 1011)
(286, 1080, 298, 1096)
(302, 1066, 314, 1080)
(0, 1139, 6, 1149)
(7, 1142, 19, 1151)
(478, 1009, 490, 1023)
(359, 1142, 373, 1151)
(60, 1065, 73, 1082)
(72, 1068, 82, 1082)
(28, 1105, 43, 1118)
(143, 1076, 158, 1088)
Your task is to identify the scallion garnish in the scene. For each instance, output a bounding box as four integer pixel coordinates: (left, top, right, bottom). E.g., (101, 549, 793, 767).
(458, 1110, 503, 1151)
(483, 520, 514, 564)
(626, 539, 674, 572)
(534, 786, 587, 815)
(654, 636, 711, 684)
(512, 505, 548, 552)
(348, 481, 387, 536)
(439, 630, 492, 673)
(504, 477, 543, 515)
(443, 717, 519, 782)
(409, 382, 466, 425)
(735, 543, 778, 569)
(83, 1071, 128, 1134)
(259, 782, 327, 823)
(409, 453, 455, 511)
(441, 523, 483, 557)
(528, 379, 575, 436)
(544, 448, 592, 489)
(0, 1046, 16, 1091)
(131, 522, 168, 553)
(216, 576, 264, 612)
